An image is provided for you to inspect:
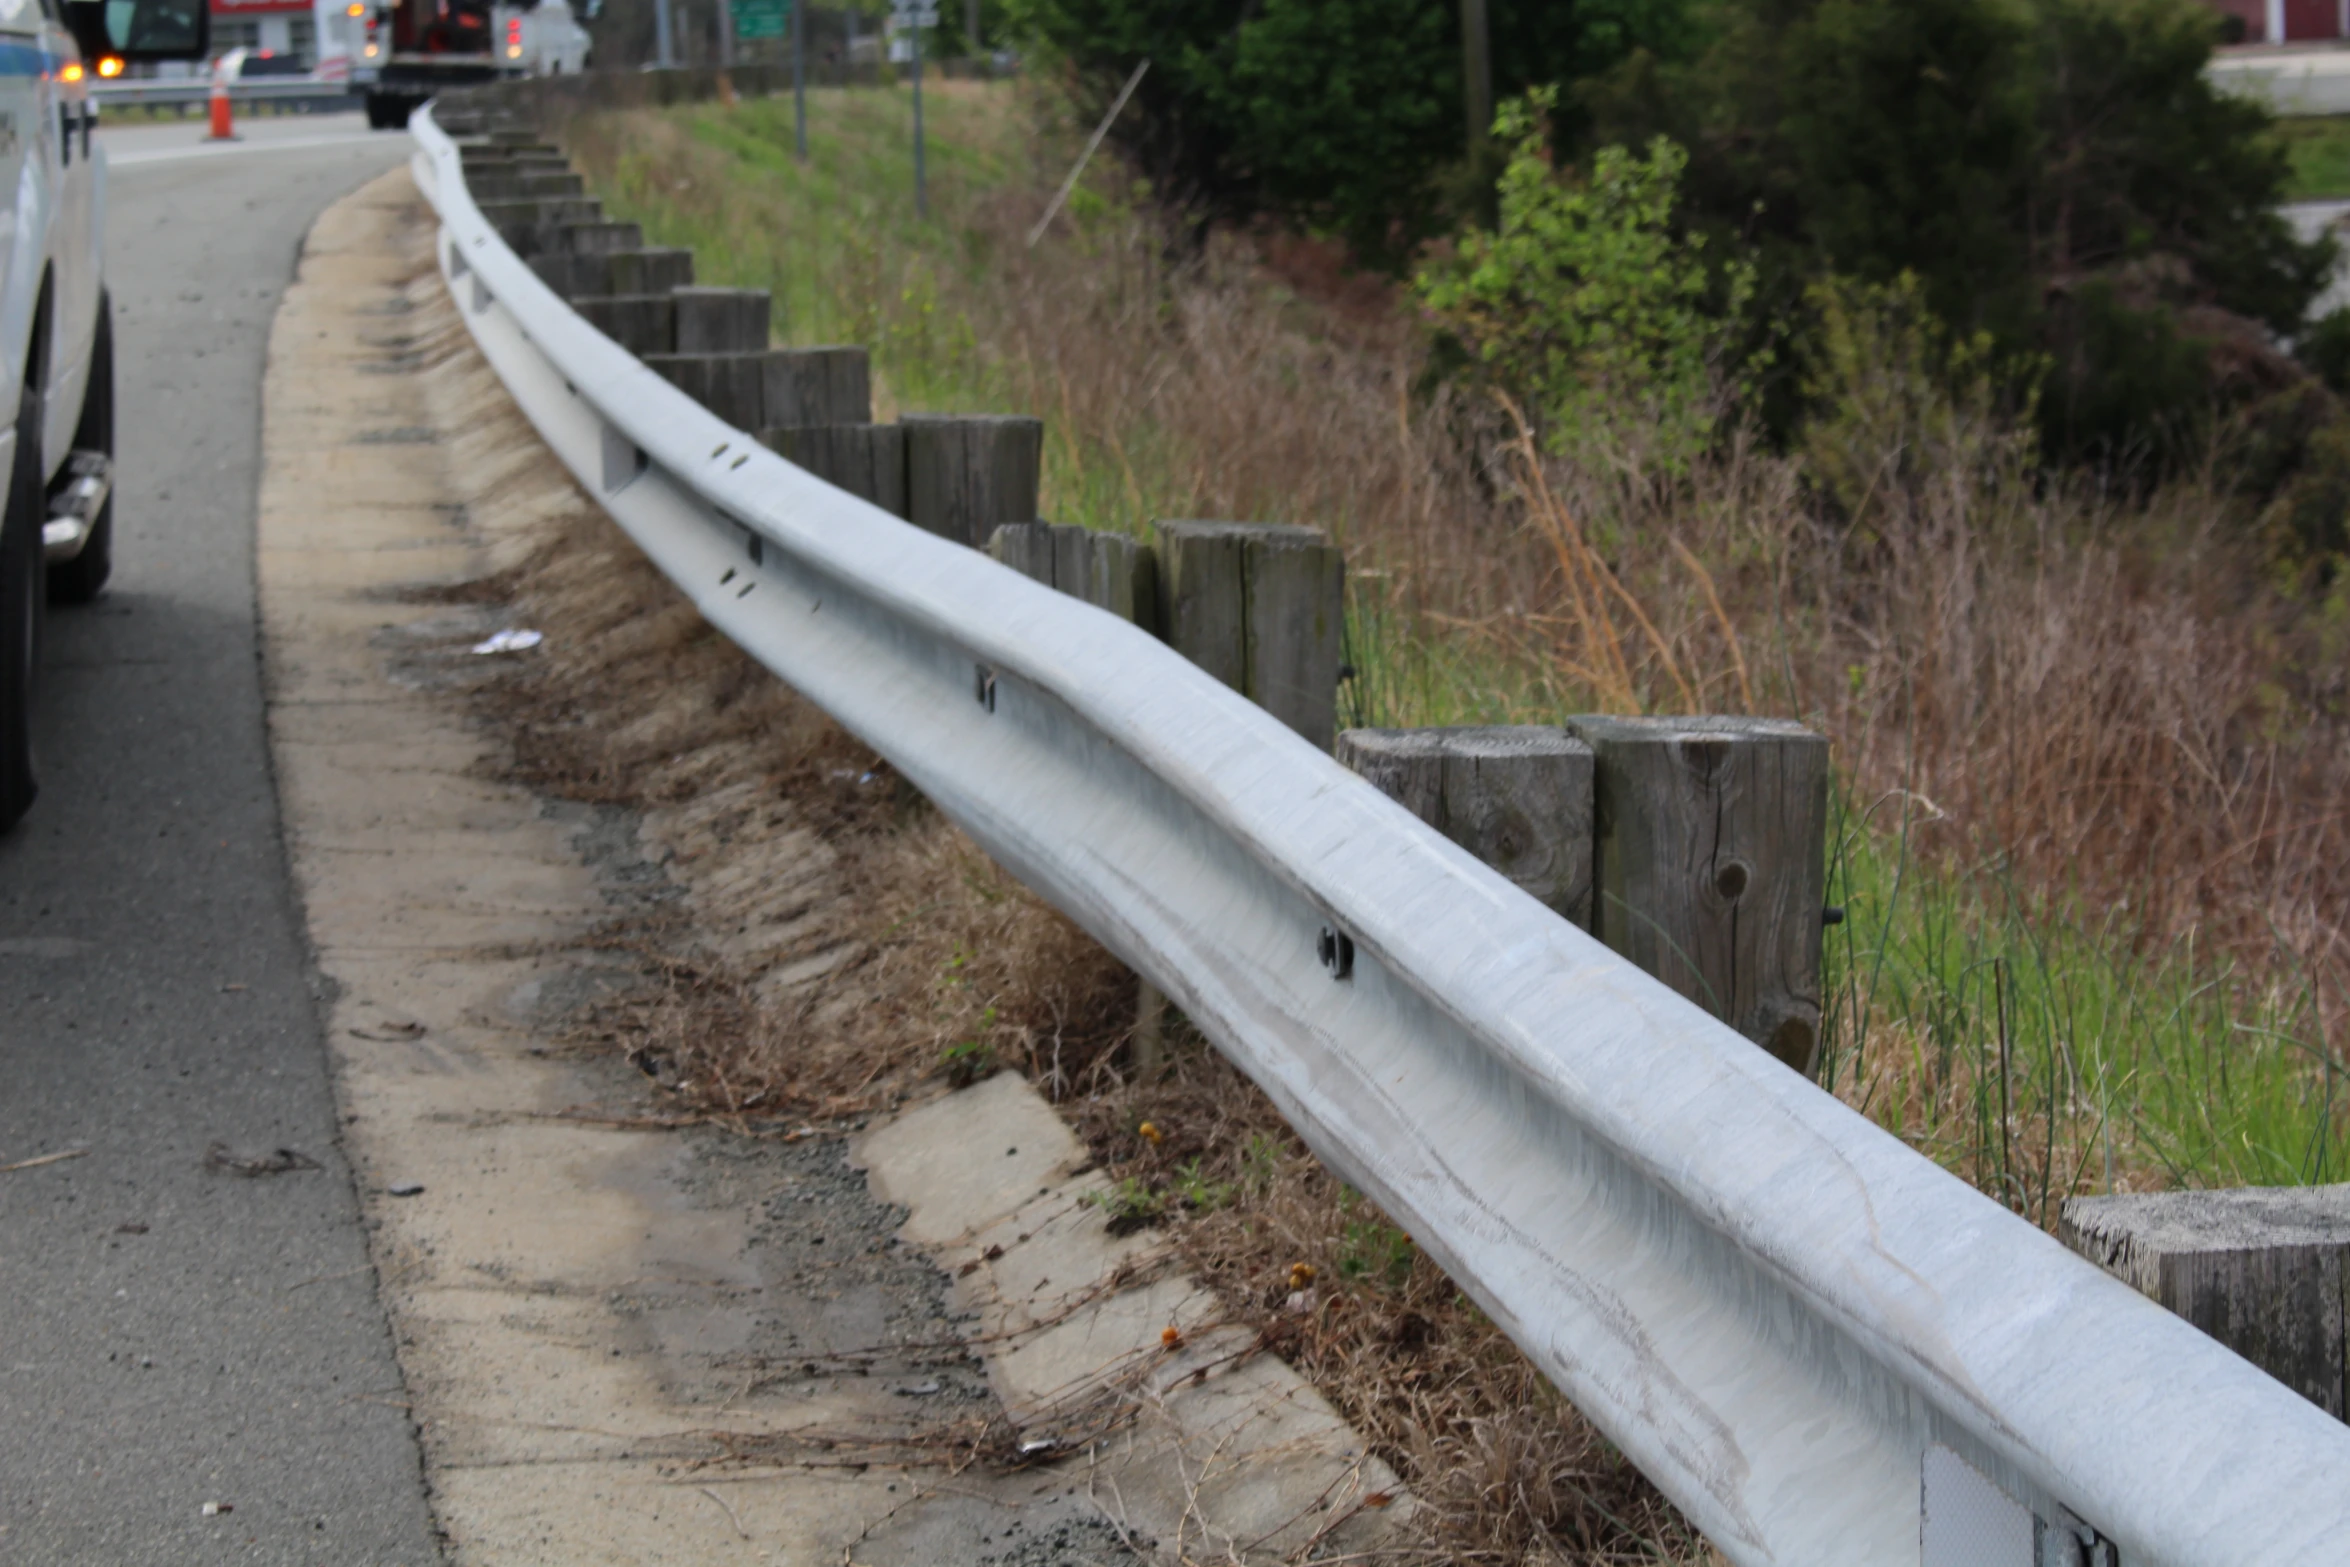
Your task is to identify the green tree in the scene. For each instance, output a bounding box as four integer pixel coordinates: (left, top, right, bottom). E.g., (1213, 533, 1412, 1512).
(1586, 0, 2333, 466)
(1003, 0, 1700, 261)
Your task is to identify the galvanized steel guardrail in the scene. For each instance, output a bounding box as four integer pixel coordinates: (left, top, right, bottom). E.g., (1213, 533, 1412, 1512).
(406, 105, 2350, 1567)
(94, 77, 356, 112)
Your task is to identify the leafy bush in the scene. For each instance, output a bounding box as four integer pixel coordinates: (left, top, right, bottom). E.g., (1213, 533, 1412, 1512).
(1416, 90, 1747, 470)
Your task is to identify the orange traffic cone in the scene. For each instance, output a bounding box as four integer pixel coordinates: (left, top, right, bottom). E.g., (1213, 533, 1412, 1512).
(205, 60, 234, 141)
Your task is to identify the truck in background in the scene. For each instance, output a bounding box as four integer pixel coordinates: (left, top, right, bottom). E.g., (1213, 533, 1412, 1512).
(359, 0, 588, 128)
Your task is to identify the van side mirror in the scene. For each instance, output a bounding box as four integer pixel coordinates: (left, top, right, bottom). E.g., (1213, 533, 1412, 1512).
(65, 0, 212, 63)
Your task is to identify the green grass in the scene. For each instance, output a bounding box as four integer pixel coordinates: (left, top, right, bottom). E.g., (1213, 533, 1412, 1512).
(568, 85, 2350, 1214)
(2278, 114, 2350, 199)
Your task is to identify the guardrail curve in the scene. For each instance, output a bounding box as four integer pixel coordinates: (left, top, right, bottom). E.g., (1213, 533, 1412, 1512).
(408, 103, 2350, 1567)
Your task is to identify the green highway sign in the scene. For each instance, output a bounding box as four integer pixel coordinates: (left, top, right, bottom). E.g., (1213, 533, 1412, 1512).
(729, 0, 786, 39)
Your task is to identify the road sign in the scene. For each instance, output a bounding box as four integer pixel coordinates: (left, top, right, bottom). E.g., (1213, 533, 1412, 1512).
(891, 0, 938, 25)
(729, 0, 786, 40)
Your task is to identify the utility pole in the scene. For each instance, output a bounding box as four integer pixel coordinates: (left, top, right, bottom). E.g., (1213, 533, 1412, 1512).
(792, 0, 806, 159)
(654, 0, 674, 67)
(965, 0, 978, 57)
(1459, 0, 1492, 151)
(718, 0, 735, 68)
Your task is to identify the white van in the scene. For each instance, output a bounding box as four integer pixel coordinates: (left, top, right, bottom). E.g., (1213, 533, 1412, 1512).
(0, 0, 211, 830)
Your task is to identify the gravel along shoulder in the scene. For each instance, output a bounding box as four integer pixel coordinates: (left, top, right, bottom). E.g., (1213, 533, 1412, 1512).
(260, 166, 1402, 1562)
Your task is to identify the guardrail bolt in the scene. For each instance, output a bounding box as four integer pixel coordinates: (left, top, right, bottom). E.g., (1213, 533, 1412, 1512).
(1315, 927, 1354, 980)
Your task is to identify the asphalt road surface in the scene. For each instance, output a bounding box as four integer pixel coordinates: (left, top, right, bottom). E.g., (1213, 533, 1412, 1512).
(0, 110, 440, 1563)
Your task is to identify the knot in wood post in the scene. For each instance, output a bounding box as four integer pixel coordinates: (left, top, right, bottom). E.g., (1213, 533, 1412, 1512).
(1335, 726, 1593, 928)
(1568, 714, 1829, 1076)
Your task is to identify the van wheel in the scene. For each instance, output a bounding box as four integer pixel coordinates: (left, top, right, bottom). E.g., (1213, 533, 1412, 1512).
(0, 386, 46, 831)
(47, 292, 112, 605)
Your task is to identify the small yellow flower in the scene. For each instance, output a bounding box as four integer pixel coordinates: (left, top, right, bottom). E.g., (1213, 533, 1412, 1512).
(1287, 1261, 1317, 1291)
(1137, 1121, 1163, 1145)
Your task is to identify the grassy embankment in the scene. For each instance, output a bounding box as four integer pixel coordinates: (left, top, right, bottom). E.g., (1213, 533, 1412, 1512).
(560, 80, 2350, 1216)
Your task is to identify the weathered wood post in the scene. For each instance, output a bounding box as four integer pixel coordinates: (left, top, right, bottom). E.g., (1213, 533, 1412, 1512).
(1154, 521, 1344, 752)
(671, 285, 771, 353)
(2060, 1185, 2350, 1421)
(1567, 715, 1829, 1075)
(987, 523, 1161, 633)
(1335, 727, 1594, 928)
(902, 414, 1044, 549)
(760, 347, 871, 428)
(761, 425, 909, 517)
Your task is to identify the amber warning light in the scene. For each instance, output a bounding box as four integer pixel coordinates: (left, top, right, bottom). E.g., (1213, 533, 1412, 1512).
(96, 56, 123, 76)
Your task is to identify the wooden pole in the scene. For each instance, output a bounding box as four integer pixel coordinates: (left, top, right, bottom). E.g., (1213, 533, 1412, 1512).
(1336, 727, 1594, 927)
(1568, 715, 1829, 1075)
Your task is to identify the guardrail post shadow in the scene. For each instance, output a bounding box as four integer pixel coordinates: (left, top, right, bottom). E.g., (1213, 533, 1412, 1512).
(1566, 715, 1829, 1077)
(1334, 727, 1595, 930)
(2060, 1186, 2350, 1426)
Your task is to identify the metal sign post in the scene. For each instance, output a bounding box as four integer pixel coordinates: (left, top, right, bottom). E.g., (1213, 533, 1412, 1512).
(894, 0, 936, 219)
(792, 0, 805, 160)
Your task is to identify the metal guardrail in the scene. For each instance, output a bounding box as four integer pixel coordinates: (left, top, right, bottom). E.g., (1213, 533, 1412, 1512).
(406, 105, 2350, 1566)
(93, 77, 357, 112)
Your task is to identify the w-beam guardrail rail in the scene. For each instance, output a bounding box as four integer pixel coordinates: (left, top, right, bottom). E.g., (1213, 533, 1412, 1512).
(407, 103, 2350, 1566)
(93, 78, 355, 112)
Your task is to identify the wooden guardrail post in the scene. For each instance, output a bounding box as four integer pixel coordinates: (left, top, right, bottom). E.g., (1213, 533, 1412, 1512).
(2060, 1186, 2350, 1422)
(990, 521, 1160, 633)
(1335, 727, 1594, 928)
(902, 414, 1043, 549)
(761, 425, 909, 517)
(1154, 520, 1344, 752)
(672, 285, 771, 353)
(761, 347, 871, 427)
(1567, 715, 1829, 1075)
